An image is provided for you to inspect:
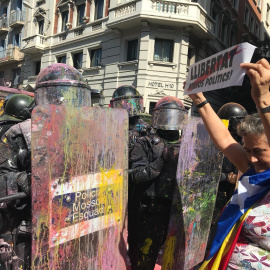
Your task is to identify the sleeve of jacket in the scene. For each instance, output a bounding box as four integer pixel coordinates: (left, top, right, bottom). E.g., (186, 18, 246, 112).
(129, 138, 165, 184)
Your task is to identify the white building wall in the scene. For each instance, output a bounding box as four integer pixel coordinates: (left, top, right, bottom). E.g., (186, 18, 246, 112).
(260, 0, 270, 40)
(21, 0, 220, 110)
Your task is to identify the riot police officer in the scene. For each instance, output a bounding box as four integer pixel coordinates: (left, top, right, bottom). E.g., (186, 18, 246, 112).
(110, 85, 152, 154)
(206, 102, 247, 256)
(128, 96, 186, 270)
(0, 94, 35, 138)
(0, 63, 92, 269)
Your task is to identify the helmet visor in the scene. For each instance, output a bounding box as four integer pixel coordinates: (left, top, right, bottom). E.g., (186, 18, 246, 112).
(152, 108, 187, 130)
(110, 97, 143, 116)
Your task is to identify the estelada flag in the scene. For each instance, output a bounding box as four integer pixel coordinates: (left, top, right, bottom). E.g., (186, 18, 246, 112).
(200, 167, 270, 269)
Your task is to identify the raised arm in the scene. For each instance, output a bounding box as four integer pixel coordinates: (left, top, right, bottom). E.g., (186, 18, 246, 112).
(189, 92, 249, 173)
(240, 58, 270, 144)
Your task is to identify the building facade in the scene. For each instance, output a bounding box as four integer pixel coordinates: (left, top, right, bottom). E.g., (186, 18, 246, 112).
(3, 0, 270, 111)
(0, 0, 25, 88)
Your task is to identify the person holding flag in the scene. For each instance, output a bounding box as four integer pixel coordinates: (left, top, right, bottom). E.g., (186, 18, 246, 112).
(189, 58, 270, 269)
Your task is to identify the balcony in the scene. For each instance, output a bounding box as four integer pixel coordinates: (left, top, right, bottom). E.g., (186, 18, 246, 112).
(21, 34, 48, 54)
(0, 16, 8, 34)
(50, 18, 107, 44)
(107, 0, 214, 39)
(0, 46, 24, 66)
(9, 10, 25, 28)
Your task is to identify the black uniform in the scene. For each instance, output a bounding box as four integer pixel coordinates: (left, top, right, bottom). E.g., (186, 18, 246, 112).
(0, 121, 17, 139)
(128, 130, 180, 270)
(0, 119, 31, 269)
(128, 116, 152, 154)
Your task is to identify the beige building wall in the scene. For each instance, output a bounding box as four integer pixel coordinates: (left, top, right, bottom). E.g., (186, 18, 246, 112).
(260, 0, 270, 39)
(22, 0, 217, 111)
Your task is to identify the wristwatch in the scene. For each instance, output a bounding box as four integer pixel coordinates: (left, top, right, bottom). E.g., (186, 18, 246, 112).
(257, 105, 270, 114)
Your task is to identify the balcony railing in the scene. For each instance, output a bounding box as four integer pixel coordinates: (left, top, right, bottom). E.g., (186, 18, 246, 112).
(0, 16, 8, 31)
(108, 0, 214, 37)
(51, 18, 107, 43)
(9, 10, 25, 27)
(21, 34, 47, 54)
(0, 46, 24, 64)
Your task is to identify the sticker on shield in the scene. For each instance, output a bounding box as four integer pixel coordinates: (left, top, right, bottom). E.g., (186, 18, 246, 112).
(31, 105, 128, 270)
(50, 170, 123, 247)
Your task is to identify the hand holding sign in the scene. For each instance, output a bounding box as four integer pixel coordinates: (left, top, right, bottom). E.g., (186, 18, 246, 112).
(184, 42, 256, 95)
(240, 58, 270, 108)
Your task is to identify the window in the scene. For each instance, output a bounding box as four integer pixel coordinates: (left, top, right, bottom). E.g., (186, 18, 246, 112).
(187, 46, 196, 68)
(250, 16, 254, 33)
(16, 0, 22, 10)
(211, 9, 219, 36)
(13, 68, 21, 87)
(35, 61, 41, 75)
(0, 39, 4, 58)
(2, 6, 8, 15)
(244, 6, 250, 26)
(38, 20, 44, 35)
(94, 0, 104, 20)
(149, 102, 157, 115)
(13, 33, 20, 47)
(73, 52, 83, 69)
(0, 71, 4, 78)
(61, 10, 69, 31)
(127, 39, 138, 61)
(57, 55, 66, 63)
(77, 3, 85, 26)
(231, 0, 239, 10)
(90, 48, 102, 67)
(0, 39, 5, 50)
(230, 29, 237, 46)
(221, 20, 228, 44)
(267, 4, 270, 23)
(255, 22, 259, 37)
(154, 38, 173, 62)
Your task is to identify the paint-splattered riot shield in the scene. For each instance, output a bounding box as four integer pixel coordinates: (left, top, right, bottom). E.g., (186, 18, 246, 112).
(31, 105, 128, 269)
(161, 117, 223, 270)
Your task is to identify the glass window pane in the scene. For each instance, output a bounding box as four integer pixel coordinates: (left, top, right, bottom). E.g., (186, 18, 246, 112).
(154, 38, 173, 62)
(127, 39, 138, 61)
(77, 4, 85, 26)
(58, 55, 66, 63)
(95, 0, 104, 20)
(90, 48, 102, 67)
(38, 20, 44, 35)
(74, 52, 83, 69)
(62, 10, 69, 31)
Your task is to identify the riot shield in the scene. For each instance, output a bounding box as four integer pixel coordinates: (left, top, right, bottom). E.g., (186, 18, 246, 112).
(161, 116, 223, 270)
(31, 105, 128, 269)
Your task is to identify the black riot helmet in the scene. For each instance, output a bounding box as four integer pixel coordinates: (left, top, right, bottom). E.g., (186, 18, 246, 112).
(0, 94, 35, 122)
(152, 96, 187, 130)
(34, 63, 91, 107)
(110, 85, 143, 117)
(217, 102, 247, 134)
(3, 94, 16, 109)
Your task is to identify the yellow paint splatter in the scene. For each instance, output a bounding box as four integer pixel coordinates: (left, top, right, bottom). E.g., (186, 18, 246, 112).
(140, 238, 152, 255)
(162, 236, 176, 270)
